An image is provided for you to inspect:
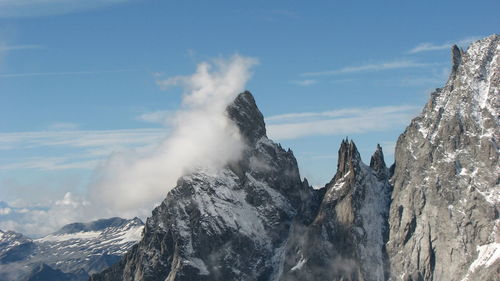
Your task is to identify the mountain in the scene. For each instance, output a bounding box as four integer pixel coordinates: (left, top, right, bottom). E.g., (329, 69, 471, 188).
(2, 35, 497, 281)
(386, 34, 499, 280)
(0, 229, 35, 264)
(91, 92, 323, 281)
(278, 141, 392, 281)
(0, 217, 144, 281)
(91, 94, 392, 281)
(92, 35, 499, 281)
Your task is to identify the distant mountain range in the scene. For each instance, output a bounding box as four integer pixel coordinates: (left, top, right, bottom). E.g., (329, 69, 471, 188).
(0, 217, 144, 281)
(1, 34, 499, 281)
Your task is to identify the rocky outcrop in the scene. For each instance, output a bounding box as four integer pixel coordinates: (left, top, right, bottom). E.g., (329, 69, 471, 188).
(279, 140, 391, 281)
(387, 34, 500, 280)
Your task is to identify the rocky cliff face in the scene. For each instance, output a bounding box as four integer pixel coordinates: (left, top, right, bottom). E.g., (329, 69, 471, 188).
(279, 141, 391, 281)
(387, 34, 499, 280)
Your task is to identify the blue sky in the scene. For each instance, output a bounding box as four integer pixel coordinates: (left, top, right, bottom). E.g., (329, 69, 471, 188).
(0, 0, 499, 234)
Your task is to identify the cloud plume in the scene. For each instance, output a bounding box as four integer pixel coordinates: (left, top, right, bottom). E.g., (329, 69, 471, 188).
(88, 54, 258, 216)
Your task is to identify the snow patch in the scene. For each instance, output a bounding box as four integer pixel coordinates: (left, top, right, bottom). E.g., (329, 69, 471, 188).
(291, 257, 307, 271)
(37, 230, 102, 242)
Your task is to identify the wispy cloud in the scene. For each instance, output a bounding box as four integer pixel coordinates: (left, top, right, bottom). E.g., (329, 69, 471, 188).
(0, 156, 100, 171)
(0, 128, 167, 151)
(408, 36, 481, 54)
(399, 67, 450, 86)
(0, 68, 139, 78)
(266, 105, 420, 140)
(290, 79, 318, 86)
(47, 122, 80, 131)
(136, 110, 173, 125)
(0, 0, 133, 18)
(0, 44, 42, 52)
(0, 128, 168, 171)
(301, 60, 434, 77)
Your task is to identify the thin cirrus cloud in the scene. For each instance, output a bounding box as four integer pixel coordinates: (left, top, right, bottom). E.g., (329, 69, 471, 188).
(266, 105, 420, 140)
(408, 36, 481, 54)
(0, 128, 168, 171)
(0, 0, 134, 18)
(136, 110, 174, 125)
(0, 44, 43, 52)
(290, 79, 318, 86)
(301, 60, 434, 77)
(0, 68, 139, 78)
(0, 128, 167, 150)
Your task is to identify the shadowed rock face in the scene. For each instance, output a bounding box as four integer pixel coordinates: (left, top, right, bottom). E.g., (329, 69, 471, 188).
(279, 140, 392, 281)
(90, 35, 499, 281)
(387, 34, 499, 281)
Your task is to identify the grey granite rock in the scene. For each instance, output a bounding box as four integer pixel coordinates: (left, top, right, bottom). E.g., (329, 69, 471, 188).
(279, 140, 391, 281)
(386, 34, 499, 281)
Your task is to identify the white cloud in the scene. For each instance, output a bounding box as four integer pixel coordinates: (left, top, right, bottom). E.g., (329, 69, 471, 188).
(290, 79, 318, 86)
(0, 193, 90, 237)
(0, 0, 134, 18)
(89, 54, 258, 215)
(0, 128, 168, 171)
(301, 60, 433, 77)
(47, 122, 80, 131)
(0, 68, 138, 78)
(266, 105, 420, 140)
(0, 156, 100, 171)
(408, 36, 481, 54)
(0, 207, 12, 215)
(0, 128, 167, 150)
(136, 110, 173, 125)
(0, 44, 42, 52)
(0, 41, 42, 66)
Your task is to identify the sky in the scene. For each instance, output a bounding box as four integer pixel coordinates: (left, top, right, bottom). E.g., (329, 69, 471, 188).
(0, 0, 499, 236)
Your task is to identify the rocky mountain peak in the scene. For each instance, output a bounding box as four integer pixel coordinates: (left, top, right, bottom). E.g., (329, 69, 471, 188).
(370, 144, 388, 180)
(1, 217, 144, 281)
(333, 138, 361, 181)
(54, 217, 141, 235)
(226, 91, 267, 145)
(387, 34, 499, 281)
(451, 44, 463, 75)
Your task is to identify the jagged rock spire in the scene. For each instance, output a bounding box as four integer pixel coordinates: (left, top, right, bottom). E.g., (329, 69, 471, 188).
(226, 91, 267, 145)
(334, 138, 361, 181)
(370, 144, 388, 180)
(451, 44, 463, 75)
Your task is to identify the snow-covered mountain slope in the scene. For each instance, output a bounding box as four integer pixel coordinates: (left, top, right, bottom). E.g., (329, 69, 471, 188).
(0, 230, 34, 264)
(0, 217, 144, 281)
(387, 34, 499, 280)
(91, 91, 322, 281)
(279, 141, 392, 281)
